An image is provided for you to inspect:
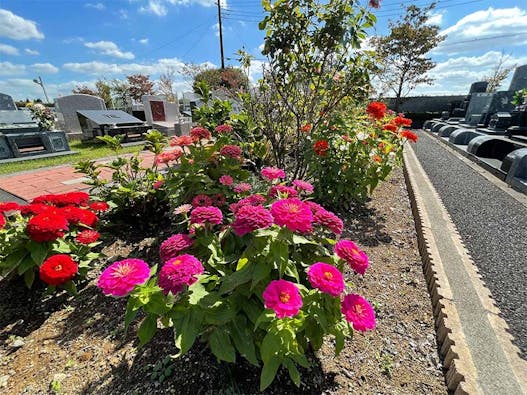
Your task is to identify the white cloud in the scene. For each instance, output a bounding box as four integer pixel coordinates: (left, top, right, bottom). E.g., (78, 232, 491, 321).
(138, 0, 225, 16)
(436, 7, 527, 55)
(0, 78, 98, 101)
(0, 9, 44, 40)
(0, 43, 19, 55)
(84, 41, 135, 60)
(212, 22, 220, 37)
(0, 61, 25, 76)
(85, 2, 106, 10)
(427, 10, 444, 27)
(139, 1, 168, 16)
(24, 48, 39, 55)
(412, 51, 527, 95)
(31, 63, 59, 74)
(139, 38, 149, 44)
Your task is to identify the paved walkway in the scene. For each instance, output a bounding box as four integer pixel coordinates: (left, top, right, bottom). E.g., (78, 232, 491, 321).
(0, 152, 157, 202)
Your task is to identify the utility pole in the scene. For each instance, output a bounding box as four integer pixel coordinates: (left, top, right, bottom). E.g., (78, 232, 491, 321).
(32, 76, 50, 103)
(217, 0, 225, 69)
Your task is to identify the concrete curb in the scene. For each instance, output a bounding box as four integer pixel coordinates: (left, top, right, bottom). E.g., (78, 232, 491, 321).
(403, 144, 527, 394)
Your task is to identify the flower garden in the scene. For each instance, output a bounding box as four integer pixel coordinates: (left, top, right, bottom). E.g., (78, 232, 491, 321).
(0, 0, 445, 393)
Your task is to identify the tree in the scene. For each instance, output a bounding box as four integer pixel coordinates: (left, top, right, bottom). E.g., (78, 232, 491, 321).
(371, 3, 445, 111)
(158, 67, 178, 102)
(110, 79, 131, 111)
(126, 74, 155, 102)
(72, 85, 98, 96)
(72, 80, 113, 108)
(193, 67, 249, 95)
(483, 52, 516, 92)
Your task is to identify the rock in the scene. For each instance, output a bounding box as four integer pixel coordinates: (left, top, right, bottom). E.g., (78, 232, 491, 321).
(0, 375, 8, 388)
(11, 338, 25, 348)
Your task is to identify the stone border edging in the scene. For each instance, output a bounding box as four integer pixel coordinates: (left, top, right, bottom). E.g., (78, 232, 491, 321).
(402, 145, 527, 394)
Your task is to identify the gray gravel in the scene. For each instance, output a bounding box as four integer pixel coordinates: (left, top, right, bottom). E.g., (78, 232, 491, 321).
(412, 131, 527, 358)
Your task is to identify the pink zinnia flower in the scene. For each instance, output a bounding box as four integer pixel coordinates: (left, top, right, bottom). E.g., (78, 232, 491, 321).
(174, 204, 192, 215)
(159, 234, 194, 263)
(304, 201, 325, 214)
(292, 180, 314, 194)
(233, 183, 252, 193)
(158, 254, 204, 295)
(261, 167, 286, 181)
(307, 263, 344, 297)
(220, 145, 242, 158)
(219, 175, 233, 186)
(76, 229, 100, 244)
(270, 198, 313, 233)
(192, 194, 212, 207)
(211, 193, 226, 207)
(314, 209, 344, 235)
(190, 126, 211, 141)
(232, 205, 273, 236)
(97, 258, 150, 297)
(190, 206, 223, 225)
(262, 279, 303, 318)
(341, 294, 376, 332)
(155, 149, 182, 164)
(334, 240, 369, 275)
(153, 180, 164, 189)
(229, 194, 266, 214)
(269, 185, 298, 199)
(215, 124, 233, 134)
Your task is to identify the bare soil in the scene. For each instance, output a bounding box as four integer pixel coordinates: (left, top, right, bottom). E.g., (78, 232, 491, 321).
(0, 168, 447, 394)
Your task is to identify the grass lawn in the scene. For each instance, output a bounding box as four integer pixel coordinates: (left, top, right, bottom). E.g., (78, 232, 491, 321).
(0, 140, 144, 176)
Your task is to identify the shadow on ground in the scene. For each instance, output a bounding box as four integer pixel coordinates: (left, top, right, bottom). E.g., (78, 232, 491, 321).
(338, 201, 392, 247)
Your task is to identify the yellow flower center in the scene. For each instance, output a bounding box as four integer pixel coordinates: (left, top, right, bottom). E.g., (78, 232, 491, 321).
(285, 203, 299, 214)
(112, 263, 133, 278)
(54, 265, 62, 271)
(172, 259, 182, 266)
(353, 304, 364, 315)
(279, 291, 291, 303)
(323, 271, 333, 280)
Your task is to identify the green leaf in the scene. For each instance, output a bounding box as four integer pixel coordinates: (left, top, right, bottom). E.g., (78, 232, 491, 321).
(230, 316, 258, 366)
(251, 261, 271, 289)
(261, 330, 282, 364)
(219, 265, 254, 294)
(124, 297, 140, 335)
(188, 282, 208, 305)
(335, 330, 345, 355)
(138, 314, 157, 347)
(236, 257, 249, 271)
(53, 238, 71, 254)
(260, 357, 281, 391)
(61, 280, 78, 296)
(17, 256, 37, 275)
(209, 326, 236, 363)
(174, 309, 202, 355)
(283, 358, 301, 387)
(28, 241, 48, 266)
(24, 269, 35, 288)
(1, 250, 27, 276)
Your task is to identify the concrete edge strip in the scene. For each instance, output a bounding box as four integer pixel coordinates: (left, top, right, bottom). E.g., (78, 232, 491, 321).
(422, 131, 527, 208)
(402, 145, 527, 394)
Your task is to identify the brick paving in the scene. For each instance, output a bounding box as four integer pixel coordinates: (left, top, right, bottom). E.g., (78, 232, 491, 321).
(0, 152, 157, 202)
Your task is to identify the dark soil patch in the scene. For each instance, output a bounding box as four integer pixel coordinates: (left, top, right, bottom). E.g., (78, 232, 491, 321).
(0, 168, 446, 394)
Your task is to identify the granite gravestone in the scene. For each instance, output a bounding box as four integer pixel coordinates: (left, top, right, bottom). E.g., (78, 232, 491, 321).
(509, 65, 527, 92)
(55, 94, 106, 136)
(0, 93, 17, 111)
(142, 95, 187, 136)
(77, 110, 149, 141)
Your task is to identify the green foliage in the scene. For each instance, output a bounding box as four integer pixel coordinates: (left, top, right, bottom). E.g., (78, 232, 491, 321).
(193, 67, 249, 95)
(512, 88, 527, 106)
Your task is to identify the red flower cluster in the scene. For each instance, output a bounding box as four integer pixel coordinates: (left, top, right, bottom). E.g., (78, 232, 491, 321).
(155, 149, 183, 165)
(393, 116, 412, 127)
(61, 206, 98, 227)
(39, 254, 78, 286)
(0, 202, 21, 213)
(190, 126, 212, 141)
(300, 123, 312, 133)
(215, 124, 233, 134)
(170, 135, 193, 147)
(366, 102, 387, 120)
(89, 201, 110, 212)
(32, 192, 90, 207)
(383, 123, 397, 132)
(0, 214, 5, 229)
(313, 140, 329, 156)
(76, 229, 100, 244)
(220, 145, 242, 158)
(400, 130, 418, 142)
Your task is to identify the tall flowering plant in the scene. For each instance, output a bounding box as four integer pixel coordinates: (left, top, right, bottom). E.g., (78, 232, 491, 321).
(305, 99, 417, 206)
(98, 166, 376, 390)
(0, 192, 106, 293)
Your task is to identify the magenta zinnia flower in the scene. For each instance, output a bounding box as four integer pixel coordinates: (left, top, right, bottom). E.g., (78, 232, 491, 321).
(159, 234, 194, 263)
(269, 185, 298, 199)
(191, 194, 212, 207)
(190, 206, 223, 226)
(307, 263, 344, 297)
(263, 279, 303, 318)
(97, 258, 150, 297)
(292, 180, 314, 194)
(233, 183, 252, 193)
(270, 198, 313, 233)
(229, 194, 266, 214)
(334, 240, 369, 275)
(232, 205, 273, 236)
(219, 175, 233, 186)
(210, 193, 226, 207)
(261, 166, 286, 181)
(158, 254, 204, 295)
(314, 209, 344, 235)
(341, 294, 376, 332)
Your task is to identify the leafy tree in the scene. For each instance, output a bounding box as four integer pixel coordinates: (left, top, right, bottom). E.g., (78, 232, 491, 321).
(483, 52, 516, 92)
(72, 80, 113, 108)
(371, 3, 445, 111)
(158, 67, 178, 102)
(72, 85, 98, 96)
(110, 79, 131, 111)
(126, 74, 155, 102)
(242, 0, 375, 178)
(193, 67, 249, 95)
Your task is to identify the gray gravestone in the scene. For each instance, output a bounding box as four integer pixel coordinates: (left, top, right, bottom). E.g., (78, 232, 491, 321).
(55, 94, 106, 135)
(0, 136, 14, 159)
(464, 93, 493, 121)
(469, 81, 488, 94)
(0, 93, 16, 111)
(509, 65, 527, 92)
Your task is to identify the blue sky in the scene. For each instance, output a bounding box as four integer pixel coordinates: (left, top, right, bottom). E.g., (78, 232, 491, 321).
(0, 0, 526, 101)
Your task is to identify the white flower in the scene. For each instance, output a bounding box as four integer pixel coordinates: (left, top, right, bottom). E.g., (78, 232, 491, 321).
(356, 132, 368, 140)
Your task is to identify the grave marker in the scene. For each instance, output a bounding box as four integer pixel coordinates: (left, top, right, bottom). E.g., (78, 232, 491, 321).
(0, 93, 17, 111)
(55, 94, 106, 136)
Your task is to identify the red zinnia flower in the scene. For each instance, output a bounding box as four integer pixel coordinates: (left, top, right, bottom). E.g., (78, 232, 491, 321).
(211, 193, 226, 207)
(393, 116, 412, 127)
(215, 124, 233, 134)
(400, 130, 418, 142)
(0, 214, 5, 229)
(313, 140, 329, 156)
(300, 123, 312, 133)
(27, 213, 69, 242)
(0, 202, 21, 213)
(89, 201, 110, 212)
(32, 192, 90, 207)
(383, 123, 398, 132)
(366, 102, 387, 120)
(191, 194, 212, 207)
(39, 254, 78, 286)
(76, 229, 100, 244)
(220, 145, 242, 158)
(61, 207, 98, 227)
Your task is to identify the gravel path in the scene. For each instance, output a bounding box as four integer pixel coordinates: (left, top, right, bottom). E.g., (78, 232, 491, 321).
(412, 131, 527, 358)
